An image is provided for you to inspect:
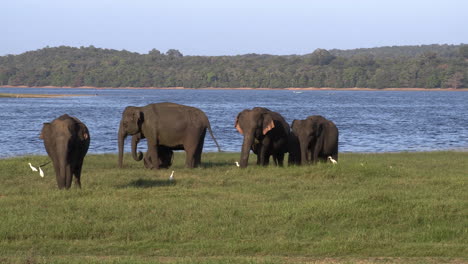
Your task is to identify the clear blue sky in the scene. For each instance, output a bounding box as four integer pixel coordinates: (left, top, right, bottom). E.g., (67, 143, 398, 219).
(3, 0, 467, 56)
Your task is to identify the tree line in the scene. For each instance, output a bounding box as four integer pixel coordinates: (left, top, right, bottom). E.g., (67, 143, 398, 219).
(0, 44, 467, 89)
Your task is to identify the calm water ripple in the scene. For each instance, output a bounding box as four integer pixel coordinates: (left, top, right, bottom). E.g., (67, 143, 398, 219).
(0, 88, 467, 158)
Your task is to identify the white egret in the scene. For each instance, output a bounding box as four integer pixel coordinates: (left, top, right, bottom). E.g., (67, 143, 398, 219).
(169, 171, 174, 181)
(28, 163, 38, 172)
(39, 167, 44, 177)
(235, 161, 240, 167)
(328, 156, 338, 164)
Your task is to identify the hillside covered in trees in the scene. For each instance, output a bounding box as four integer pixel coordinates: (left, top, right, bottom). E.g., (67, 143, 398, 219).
(0, 44, 467, 89)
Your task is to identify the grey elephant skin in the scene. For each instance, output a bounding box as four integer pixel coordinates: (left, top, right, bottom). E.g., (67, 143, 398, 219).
(40, 114, 90, 189)
(131, 133, 173, 169)
(235, 107, 290, 168)
(291, 115, 338, 164)
(118, 102, 221, 169)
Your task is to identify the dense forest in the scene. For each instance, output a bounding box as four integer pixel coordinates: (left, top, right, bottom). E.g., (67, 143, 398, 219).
(0, 44, 467, 89)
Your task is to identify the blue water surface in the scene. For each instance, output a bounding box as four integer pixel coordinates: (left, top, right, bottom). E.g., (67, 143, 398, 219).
(0, 88, 467, 157)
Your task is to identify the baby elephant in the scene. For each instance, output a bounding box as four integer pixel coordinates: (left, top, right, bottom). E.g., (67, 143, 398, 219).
(131, 133, 174, 169)
(142, 147, 174, 169)
(40, 114, 90, 189)
(291, 115, 338, 165)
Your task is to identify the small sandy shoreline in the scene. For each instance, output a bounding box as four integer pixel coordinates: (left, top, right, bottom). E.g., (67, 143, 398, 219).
(1, 85, 467, 91)
(0, 92, 90, 98)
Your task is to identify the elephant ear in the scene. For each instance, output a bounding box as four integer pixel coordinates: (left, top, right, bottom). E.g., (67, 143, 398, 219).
(131, 109, 143, 123)
(291, 119, 298, 129)
(76, 123, 89, 141)
(262, 114, 275, 135)
(39, 123, 51, 139)
(235, 113, 243, 135)
(128, 108, 144, 131)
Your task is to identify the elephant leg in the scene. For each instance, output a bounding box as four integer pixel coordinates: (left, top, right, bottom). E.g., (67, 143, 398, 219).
(184, 146, 197, 168)
(310, 150, 316, 163)
(329, 145, 338, 162)
(143, 151, 155, 169)
(276, 152, 285, 167)
(64, 163, 73, 189)
(147, 142, 160, 169)
(56, 173, 65, 189)
(157, 146, 173, 169)
(194, 135, 205, 168)
(57, 155, 70, 189)
(48, 153, 60, 187)
(311, 144, 319, 164)
(184, 154, 195, 168)
(272, 155, 278, 166)
(317, 149, 328, 162)
(74, 170, 82, 188)
(259, 138, 271, 166)
(322, 153, 330, 162)
(264, 155, 271, 166)
(52, 158, 64, 189)
(288, 153, 296, 166)
(250, 143, 261, 165)
(194, 150, 202, 168)
(161, 149, 174, 169)
(260, 152, 270, 166)
(76, 155, 87, 188)
(73, 160, 83, 189)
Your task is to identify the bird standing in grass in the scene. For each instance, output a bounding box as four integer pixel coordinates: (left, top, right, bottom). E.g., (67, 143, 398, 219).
(28, 163, 38, 172)
(169, 171, 174, 181)
(235, 161, 240, 167)
(39, 167, 44, 177)
(328, 156, 338, 164)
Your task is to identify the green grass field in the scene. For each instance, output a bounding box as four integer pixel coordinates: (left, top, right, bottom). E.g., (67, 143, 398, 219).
(0, 152, 467, 264)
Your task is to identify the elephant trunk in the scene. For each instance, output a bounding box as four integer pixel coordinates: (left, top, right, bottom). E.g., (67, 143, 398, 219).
(131, 134, 144, 161)
(240, 132, 255, 168)
(118, 121, 127, 168)
(299, 138, 309, 165)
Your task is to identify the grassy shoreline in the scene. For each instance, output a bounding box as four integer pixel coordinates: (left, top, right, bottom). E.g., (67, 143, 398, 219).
(1, 152, 467, 263)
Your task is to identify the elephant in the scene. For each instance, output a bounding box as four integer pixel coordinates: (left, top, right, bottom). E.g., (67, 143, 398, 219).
(118, 102, 221, 169)
(290, 115, 338, 165)
(235, 107, 290, 168)
(131, 133, 174, 169)
(40, 114, 90, 189)
(287, 132, 301, 166)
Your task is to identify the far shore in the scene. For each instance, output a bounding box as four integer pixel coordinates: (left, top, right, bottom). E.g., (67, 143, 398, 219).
(1, 85, 467, 91)
(0, 92, 90, 98)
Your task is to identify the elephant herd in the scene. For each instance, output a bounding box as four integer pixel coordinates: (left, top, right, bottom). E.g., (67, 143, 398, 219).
(39, 102, 338, 189)
(235, 107, 339, 168)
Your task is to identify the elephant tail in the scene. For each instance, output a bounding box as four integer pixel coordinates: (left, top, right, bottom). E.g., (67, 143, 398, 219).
(207, 123, 222, 152)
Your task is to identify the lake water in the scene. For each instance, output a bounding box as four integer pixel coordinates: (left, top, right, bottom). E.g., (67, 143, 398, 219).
(0, 88, 467, 158)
